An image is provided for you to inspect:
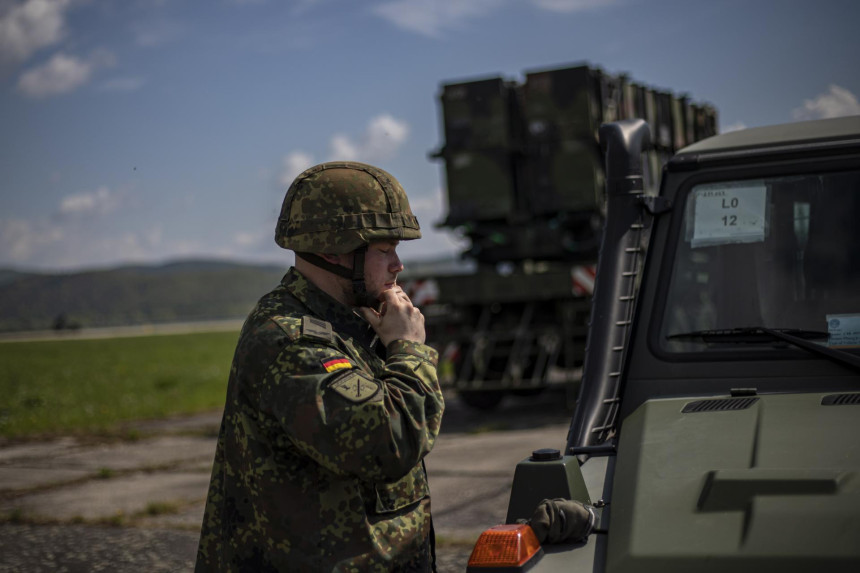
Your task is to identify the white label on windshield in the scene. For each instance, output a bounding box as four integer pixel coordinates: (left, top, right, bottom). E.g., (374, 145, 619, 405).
(827, 314, 860, 348)
(691, 184, 768, 248)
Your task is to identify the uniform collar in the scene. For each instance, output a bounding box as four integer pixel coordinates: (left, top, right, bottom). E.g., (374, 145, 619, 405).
(282, 267, 378, 349)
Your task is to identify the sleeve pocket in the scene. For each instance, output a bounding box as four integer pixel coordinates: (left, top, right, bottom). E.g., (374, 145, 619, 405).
(372, 465, 429, 514)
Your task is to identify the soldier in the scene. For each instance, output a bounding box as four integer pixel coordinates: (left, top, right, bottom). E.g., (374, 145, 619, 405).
(195, 161, 445, 572)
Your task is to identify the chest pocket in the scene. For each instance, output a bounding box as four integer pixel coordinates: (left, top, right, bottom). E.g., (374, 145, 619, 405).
(371, 464, 429, 515)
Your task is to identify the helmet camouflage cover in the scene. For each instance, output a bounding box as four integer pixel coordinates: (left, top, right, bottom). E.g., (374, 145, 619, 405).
(275, 161, 421, 254)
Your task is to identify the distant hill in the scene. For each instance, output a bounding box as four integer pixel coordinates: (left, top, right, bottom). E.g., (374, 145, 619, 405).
(0, 260, 288, 332)
(0, 270, 37, 287)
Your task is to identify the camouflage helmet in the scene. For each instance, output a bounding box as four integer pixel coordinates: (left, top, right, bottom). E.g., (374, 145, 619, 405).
(275, 161, 421, 254)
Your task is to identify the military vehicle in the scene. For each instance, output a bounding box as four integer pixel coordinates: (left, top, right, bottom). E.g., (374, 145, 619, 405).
(465, 116, 860, 571)
(403, 63, 717, 410)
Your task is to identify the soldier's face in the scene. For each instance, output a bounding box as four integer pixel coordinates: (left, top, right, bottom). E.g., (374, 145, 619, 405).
(325, 241, 404, 307)
(362, 240, 404, 301)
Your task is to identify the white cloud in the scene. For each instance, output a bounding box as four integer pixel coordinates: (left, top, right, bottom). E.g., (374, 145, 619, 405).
(397, 187, 467, 261)
(531, 0, 618, 13)
(363, 114, 409, 159)
(279, 151, 315, 187)
(278, 114, 410, 187)
(327, 113, 410, 162)
(407, 188, 445, 229)
(18, 52, 89, 96)
(372, 0, 619, 36)
(59, 186, 121, 216)
(17, 50, 114, 97)
(0, 209, 282, 271)
(329, 134, 358, 161)
(0, 0, 70, 64)
(792, 85, 860, 121)
(0, 218, 206, 270)
(372, 0, 504, 37)
(234, 231, 262, 248)
(0, 217, 63, 262)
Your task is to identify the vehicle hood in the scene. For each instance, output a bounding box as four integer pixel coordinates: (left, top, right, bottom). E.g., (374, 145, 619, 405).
(606, 391, 860, 573)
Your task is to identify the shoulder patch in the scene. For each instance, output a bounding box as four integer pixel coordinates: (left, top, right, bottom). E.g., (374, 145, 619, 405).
(271, 316, 302, 341)
(327, 371, 381, 403)
(302, 315, 334, 342)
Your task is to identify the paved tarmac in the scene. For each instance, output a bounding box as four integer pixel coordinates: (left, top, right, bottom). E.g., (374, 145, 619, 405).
(0, 390, 574, 572)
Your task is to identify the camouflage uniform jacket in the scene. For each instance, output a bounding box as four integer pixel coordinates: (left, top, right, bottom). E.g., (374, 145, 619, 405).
(195, 268, 444, 572)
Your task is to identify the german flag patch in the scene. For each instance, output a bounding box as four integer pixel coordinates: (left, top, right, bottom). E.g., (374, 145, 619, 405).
(322, 357, 352, 373)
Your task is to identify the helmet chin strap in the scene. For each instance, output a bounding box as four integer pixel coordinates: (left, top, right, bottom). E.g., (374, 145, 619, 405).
(296, 246, 372, 308)
(349, 246, 371, 308)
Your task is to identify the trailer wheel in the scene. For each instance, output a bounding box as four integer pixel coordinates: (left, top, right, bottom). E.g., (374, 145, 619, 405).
(457, 390, 506, 411)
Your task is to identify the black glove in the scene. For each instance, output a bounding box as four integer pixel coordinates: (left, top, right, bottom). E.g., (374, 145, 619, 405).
(525, 498, 596, 544)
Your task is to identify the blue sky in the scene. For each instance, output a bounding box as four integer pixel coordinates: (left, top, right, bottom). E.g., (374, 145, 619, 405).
(1, 0, 858, 272)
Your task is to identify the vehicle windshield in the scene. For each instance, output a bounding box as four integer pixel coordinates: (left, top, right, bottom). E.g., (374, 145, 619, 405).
(660, 168, 860, 355)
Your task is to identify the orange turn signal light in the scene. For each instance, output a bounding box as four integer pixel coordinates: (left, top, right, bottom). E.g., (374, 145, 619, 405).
(467, 523, 544, 571)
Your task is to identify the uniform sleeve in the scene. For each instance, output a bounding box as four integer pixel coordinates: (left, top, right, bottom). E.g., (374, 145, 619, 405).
(258, 334, 444, 484)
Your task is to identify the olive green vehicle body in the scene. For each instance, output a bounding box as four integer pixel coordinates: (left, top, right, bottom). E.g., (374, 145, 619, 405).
(405, 64, 717, 409)
(501, 116, 860, 572)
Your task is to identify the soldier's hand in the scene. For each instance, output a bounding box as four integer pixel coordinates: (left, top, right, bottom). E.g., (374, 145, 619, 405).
(359, 286, 426, 346)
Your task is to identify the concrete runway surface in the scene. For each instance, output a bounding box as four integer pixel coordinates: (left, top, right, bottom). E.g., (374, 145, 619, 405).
(0, 390, 573, 572)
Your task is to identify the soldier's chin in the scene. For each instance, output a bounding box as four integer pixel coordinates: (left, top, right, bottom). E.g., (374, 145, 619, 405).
(367, 292, 385, 311)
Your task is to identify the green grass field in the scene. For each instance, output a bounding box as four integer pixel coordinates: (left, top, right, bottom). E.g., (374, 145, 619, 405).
(0, 331, 240, 438)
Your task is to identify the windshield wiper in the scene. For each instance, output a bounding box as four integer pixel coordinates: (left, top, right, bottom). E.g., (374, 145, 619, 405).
(668, 327, 860, 373)
(668, 327, 829, 343)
